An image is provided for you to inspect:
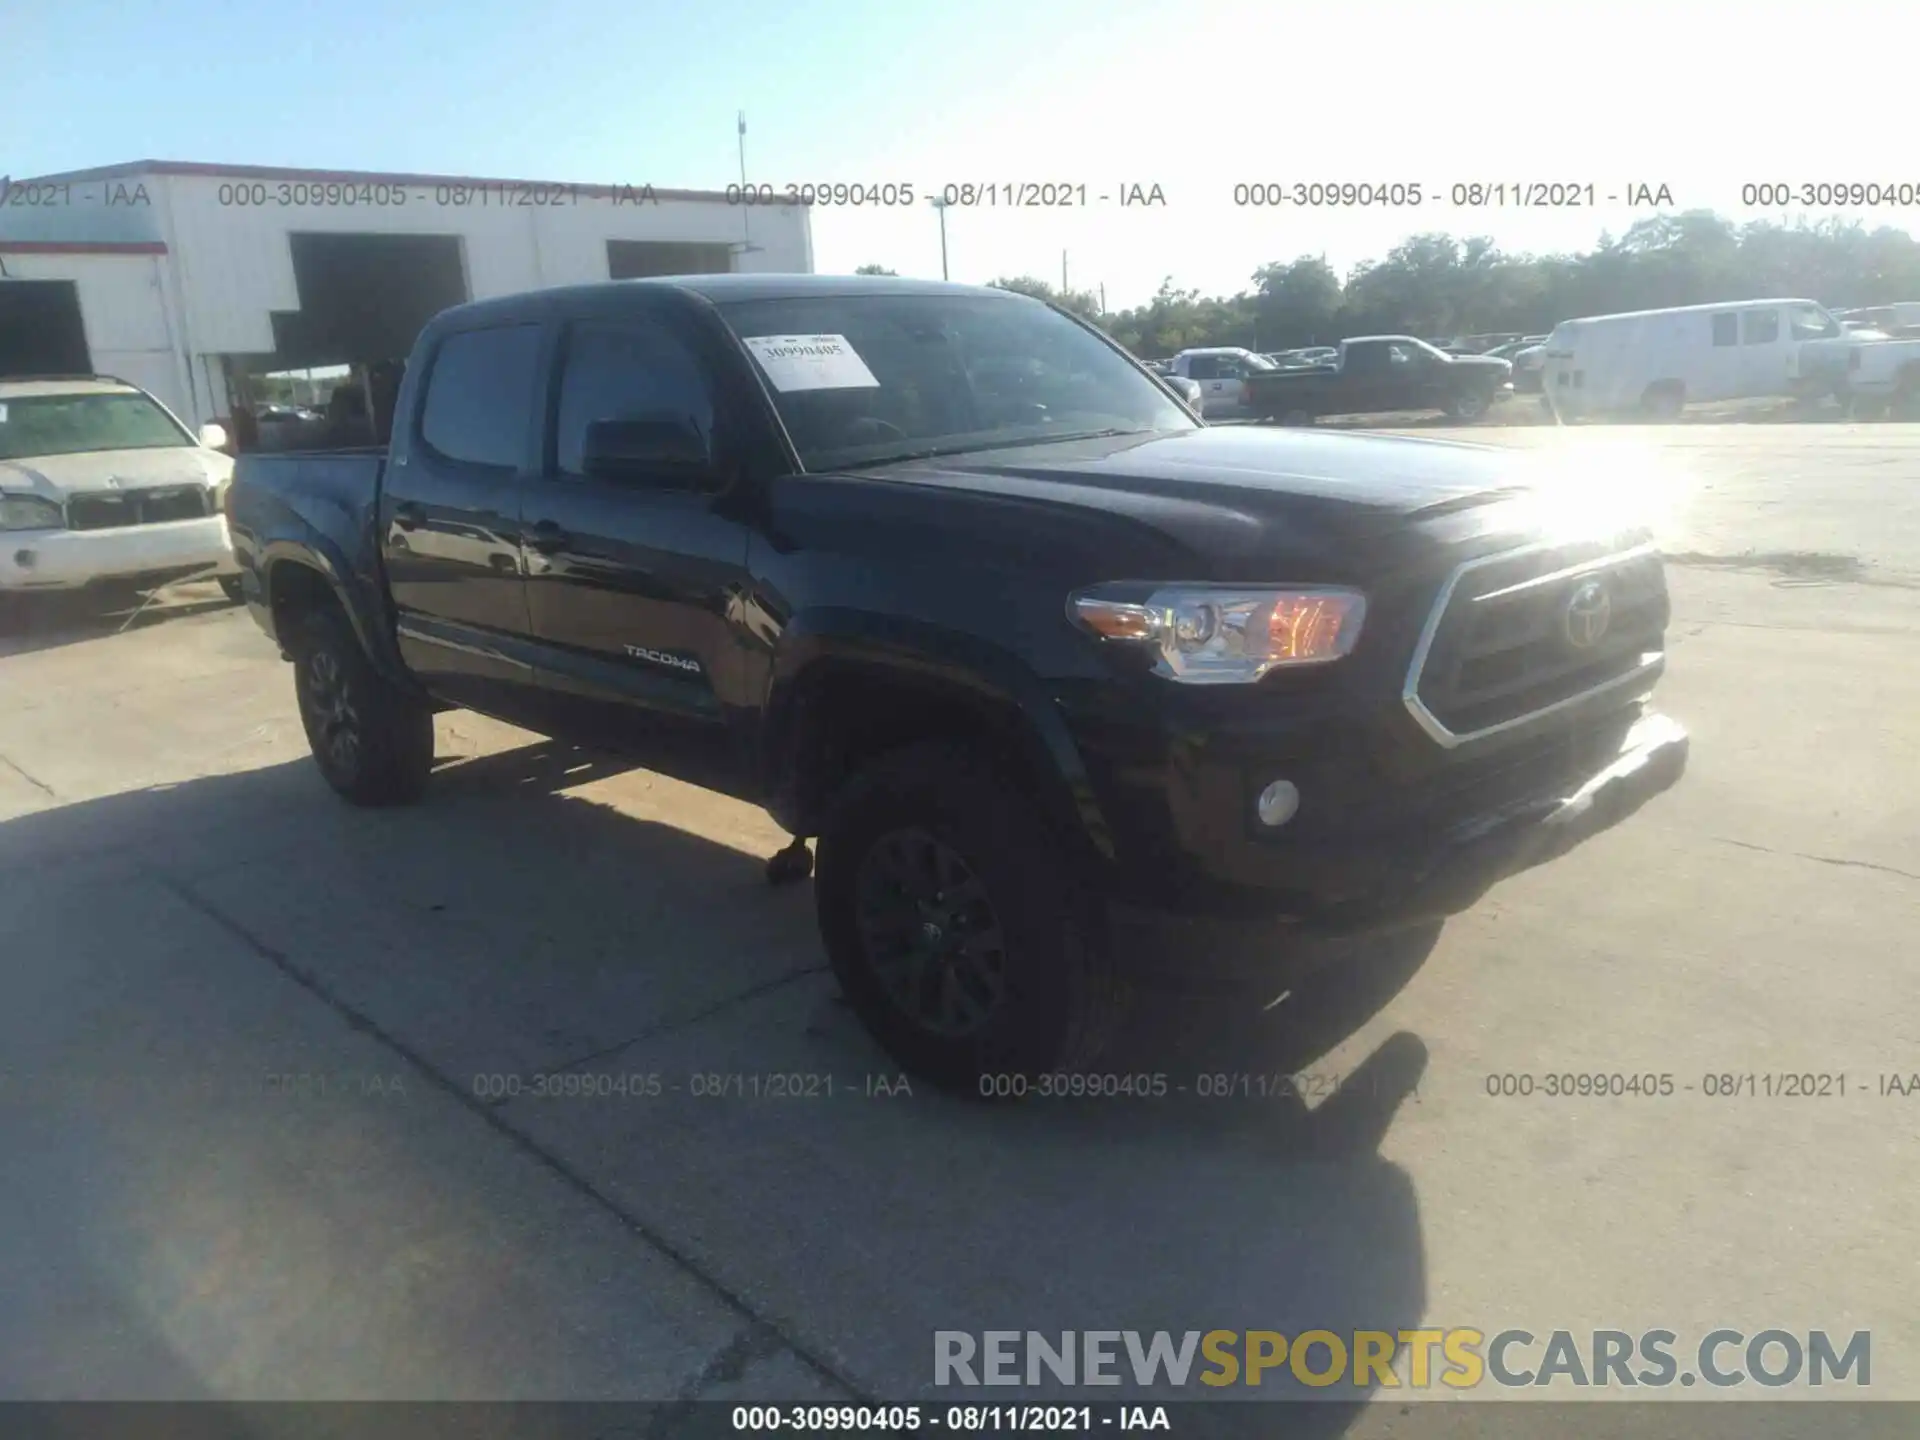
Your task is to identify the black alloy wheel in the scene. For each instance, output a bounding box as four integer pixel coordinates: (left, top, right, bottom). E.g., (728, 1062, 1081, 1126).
(852, 826, 1010, 1038)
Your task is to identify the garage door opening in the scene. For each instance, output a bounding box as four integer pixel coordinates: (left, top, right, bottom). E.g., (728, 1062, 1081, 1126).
(607, 240, 734, 279)
(227, 232, 468, 452)
(0, 281, 93, 377)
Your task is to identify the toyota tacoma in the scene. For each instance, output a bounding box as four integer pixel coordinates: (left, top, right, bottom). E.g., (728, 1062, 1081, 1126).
(226, 275, 1687, 1088)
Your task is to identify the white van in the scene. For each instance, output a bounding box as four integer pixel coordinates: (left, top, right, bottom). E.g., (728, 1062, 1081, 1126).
(1538, 298, 1843, 420)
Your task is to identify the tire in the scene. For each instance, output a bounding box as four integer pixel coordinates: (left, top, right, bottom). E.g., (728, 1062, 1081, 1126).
(288, 604, 434, 806)
(1639, 382, 1686, 421)
(1279, 408, 1317, 427)
(1445, 389, 1491, 422)
(815, 741, 1127, 1092)
(1893, 372, 1920, 421)
(218, 574, 245, 604)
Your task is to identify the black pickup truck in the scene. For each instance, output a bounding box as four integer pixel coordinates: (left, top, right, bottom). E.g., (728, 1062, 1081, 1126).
(1245, 336, 1514, 423)
(227, 274, 1686, 1088)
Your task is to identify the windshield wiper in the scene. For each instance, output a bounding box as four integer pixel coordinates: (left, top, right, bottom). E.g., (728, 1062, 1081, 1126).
(832, 428, 1158, 471)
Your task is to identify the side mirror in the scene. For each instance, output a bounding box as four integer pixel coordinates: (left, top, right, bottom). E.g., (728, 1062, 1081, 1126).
(199, 422, 230, 451)
(580, 415, 716, 486)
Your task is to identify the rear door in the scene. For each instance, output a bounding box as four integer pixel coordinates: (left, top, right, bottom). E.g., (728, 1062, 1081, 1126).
(521, 300, 752, 730)
(380, 321, 543, 715)
(1701, 311, 1741, 402)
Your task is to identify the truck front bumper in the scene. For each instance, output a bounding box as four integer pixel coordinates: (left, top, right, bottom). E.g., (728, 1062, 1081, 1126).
(1305, 709, 1687, 932)
(0, 517, 238, 591)
(1094, 705, 1688, 937)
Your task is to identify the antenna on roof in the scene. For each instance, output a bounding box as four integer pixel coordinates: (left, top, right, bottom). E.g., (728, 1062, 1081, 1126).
(735, 112, 752, 264)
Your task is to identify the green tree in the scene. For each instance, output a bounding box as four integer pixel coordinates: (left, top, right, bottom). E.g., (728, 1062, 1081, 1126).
(986, 275, 1104, 323)
(1096, 213, 1920, 353)
(1251, 256, 1343, 348)
(854, 264, 898, 275)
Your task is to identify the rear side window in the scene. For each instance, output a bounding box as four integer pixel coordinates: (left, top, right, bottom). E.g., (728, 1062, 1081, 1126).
(1741, 309, 1781, 345)
(419, 324, 543, 468)
(1185, 355, 1218, 380)
(554, 318, 717, 477)
(1711, 314, 1739, 347)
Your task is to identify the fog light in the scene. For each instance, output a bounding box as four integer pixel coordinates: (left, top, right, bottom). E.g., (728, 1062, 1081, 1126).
(1256, 779, 1299, 827)
(14, 549, 36, 569)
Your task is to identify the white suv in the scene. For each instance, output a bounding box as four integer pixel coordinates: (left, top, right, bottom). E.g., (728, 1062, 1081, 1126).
(0, 376, 241, 597)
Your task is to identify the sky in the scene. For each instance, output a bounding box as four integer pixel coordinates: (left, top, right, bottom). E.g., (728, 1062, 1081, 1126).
(9, 0, 1919, 311)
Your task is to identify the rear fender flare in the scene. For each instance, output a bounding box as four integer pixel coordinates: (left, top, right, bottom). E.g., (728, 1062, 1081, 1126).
(260, 539, 410, 687)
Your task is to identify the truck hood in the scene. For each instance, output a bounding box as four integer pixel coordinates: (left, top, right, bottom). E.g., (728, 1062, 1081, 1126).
(855, 426, 1542, 560)
(0, 445, 232, 501)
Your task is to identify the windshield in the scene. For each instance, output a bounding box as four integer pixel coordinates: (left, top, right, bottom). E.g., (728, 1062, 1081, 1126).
(1788, 304, 1842, 341)
(716, 293, 1197, 470)
(0, 392, 195, 461)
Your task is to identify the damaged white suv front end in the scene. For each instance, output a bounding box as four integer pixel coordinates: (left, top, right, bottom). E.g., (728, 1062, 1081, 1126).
(0, 377, 240, 594)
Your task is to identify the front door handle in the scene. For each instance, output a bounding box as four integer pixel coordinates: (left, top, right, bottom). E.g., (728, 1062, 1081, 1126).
(393, 501, 424, 531)
(525, 520, 571, 554)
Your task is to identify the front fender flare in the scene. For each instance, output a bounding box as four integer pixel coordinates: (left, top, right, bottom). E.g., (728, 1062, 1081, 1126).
(763, 608, 1117, 862)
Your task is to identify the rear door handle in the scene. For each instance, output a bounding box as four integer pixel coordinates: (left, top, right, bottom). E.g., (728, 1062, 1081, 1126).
(526, 520, 571, 554)
(393, 501, 424, 531)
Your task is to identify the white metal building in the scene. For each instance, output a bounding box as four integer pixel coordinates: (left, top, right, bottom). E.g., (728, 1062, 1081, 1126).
(0, 160, 814, 428)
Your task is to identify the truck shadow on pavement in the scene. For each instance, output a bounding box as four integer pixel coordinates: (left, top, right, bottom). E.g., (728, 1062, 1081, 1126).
(0, 741, 1434, 1428)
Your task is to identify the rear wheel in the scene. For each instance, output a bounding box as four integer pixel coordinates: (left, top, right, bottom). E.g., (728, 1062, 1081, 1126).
(1278, 408, 1317, 427)
(289, 605, 434, 806)
(1639, 381, 1686, 421)
(815, 741, 1126, 1092)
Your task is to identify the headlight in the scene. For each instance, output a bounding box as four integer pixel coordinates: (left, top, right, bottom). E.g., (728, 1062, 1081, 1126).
(1070, 585, 1367, 683)
(0, 494, 64, 532)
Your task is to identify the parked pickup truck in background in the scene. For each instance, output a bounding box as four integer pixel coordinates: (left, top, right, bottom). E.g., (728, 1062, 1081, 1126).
(1165, 346, 1276, 418)
(227, 274, 1687, 1089)
(1801, 330, 1920, 419)
(1243, 336, 1513, 424)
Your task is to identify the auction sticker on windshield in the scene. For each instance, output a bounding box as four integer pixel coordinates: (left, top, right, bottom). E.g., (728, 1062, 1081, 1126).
(742, 334, 880, 392)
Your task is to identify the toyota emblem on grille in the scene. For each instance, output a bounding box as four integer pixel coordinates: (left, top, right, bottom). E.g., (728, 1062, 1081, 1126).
(1563, 578, 1612, 648)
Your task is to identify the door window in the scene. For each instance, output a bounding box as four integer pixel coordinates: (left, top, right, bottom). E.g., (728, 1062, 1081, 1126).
(1711, 314, 1739, 347)
(1741, 309, 1781, 345)
(1185, 355, 1219, 380)
(554, 318, 718, 479)
(418, 325, 543, 468)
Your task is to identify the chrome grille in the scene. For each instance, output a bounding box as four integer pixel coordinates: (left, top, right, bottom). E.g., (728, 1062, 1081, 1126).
(1404, 542, 1668, 747)
(65, 485, 211, 531)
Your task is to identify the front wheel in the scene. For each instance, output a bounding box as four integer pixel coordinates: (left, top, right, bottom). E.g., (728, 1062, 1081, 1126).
(815, 742, 1127, 1092)
(1445, 389, 1491, 422)
(1893, 374, 1920, 421)
(289, 605, 434, 806)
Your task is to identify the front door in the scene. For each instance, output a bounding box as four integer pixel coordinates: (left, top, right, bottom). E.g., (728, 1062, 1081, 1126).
(1738, 306, 1789, 397)
(521, 308, 752, 738)
(379, 321, 544, 716)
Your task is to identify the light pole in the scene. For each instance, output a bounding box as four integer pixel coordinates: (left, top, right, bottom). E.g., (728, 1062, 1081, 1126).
(928, 194, 950, 280)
